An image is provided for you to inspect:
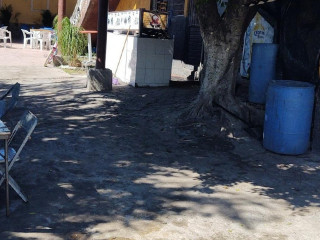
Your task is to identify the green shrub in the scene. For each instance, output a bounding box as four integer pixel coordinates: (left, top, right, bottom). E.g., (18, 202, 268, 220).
(54, 17, 87, 66)
(41, 10, 55, 27)
(0, 4, 12, 26)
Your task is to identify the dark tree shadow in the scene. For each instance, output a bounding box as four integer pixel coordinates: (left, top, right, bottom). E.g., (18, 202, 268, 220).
(0, 78, 319, 239)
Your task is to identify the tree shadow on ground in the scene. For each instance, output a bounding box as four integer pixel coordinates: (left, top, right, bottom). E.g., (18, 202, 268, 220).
(0, 79, 319, 239)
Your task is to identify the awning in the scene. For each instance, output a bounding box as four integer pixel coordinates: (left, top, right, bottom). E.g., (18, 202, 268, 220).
(246, 0, 280, 7)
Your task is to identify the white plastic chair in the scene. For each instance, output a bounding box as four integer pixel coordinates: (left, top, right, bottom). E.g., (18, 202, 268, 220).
(0, 28, 12, 48)
(0, 111, 38, 202)
(21, 29, 33, 48)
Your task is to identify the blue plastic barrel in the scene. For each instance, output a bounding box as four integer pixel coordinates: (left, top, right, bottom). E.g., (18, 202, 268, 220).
(263, 80, 315, 155)
(249, 43, 279, 104)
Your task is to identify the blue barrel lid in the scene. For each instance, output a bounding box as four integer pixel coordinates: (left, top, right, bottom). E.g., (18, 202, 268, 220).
(252, 43, 279, 46)
(269, 80, 315, 89)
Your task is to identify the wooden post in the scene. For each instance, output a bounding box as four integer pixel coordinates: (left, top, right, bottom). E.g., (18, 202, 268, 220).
(58, 0, 66, 30)
(184, 0, 189, 17)
(87, 0, 112, 92)
(96, 0, 109, 69)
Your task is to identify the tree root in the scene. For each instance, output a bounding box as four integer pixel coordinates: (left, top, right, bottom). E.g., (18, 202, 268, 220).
(187, 93, 264, 127)
(215, 96, 264, 127)
(187, 94, 215, 119)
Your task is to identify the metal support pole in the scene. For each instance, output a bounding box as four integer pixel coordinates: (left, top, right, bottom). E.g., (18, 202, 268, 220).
(96, 0, 109, 69)
(88, 33, 93, 62)
(5, 139, 9, 216)
(184, 0, 190, 17)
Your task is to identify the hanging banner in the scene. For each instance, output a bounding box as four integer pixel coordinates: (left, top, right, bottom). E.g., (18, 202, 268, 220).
(240, 12, 274, 77)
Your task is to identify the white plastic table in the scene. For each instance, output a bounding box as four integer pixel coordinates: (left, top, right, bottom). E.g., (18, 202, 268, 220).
(80, 30, 98, 65)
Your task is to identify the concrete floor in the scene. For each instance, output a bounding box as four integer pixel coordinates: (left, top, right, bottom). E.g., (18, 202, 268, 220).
(0, 44, 319, 240)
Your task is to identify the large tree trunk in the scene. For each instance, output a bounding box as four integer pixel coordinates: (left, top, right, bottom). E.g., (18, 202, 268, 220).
(190, 0, 257, 121)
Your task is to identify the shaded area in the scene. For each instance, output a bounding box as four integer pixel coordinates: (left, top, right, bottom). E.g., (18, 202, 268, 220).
(0, 78, 319, 239)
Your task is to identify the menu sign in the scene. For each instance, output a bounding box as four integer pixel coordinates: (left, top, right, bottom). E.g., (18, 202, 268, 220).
(108, 10, 140, 31)
(107, 9, 168, 36)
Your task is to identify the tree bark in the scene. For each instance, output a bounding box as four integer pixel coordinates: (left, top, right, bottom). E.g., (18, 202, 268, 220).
(190, 0, 257, 121)
(58, 0, 66, 31)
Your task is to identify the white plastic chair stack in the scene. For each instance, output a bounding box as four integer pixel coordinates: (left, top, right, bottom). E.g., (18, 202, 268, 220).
(34, 31, 52, 50)
(32, 31, 43, 50)
(41, 31, 51, 50)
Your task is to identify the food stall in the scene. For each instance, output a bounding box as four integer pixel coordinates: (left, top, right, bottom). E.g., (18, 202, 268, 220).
(106, 5, 173, 87)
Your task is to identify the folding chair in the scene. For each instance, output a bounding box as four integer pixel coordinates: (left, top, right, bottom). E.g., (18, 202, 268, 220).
(0, 111, 38, 202)
(0, 82, 20, 118)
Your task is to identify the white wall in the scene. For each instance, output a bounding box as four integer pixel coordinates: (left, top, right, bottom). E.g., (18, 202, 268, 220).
(135, 37, 173, 87)
(106, 32, 138, 84)
(106, 32, 173, 87)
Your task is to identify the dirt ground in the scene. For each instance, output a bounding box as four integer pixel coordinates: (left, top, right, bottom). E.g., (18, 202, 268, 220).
(0, 44, 319, 240)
